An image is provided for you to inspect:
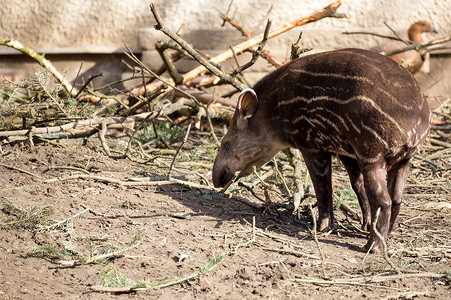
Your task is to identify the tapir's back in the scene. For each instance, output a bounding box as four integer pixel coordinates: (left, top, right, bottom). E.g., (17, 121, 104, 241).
(254, 48, 430, 163)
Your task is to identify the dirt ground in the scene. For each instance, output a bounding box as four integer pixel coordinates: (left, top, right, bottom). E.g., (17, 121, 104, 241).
(0, 141, 449, 299)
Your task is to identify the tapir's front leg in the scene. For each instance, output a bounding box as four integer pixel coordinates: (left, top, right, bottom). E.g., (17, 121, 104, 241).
(300, 148, 333, 231)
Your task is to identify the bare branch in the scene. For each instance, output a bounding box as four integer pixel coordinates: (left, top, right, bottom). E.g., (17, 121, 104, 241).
(0, 112, 158, 138)
(150, 3, 246, 91)
(130, 0, 347, 97)
(382, 36, 451, 57)
(0, 39, 78, 96)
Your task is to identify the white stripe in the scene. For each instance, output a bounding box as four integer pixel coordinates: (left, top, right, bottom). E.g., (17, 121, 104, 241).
(278, 95, 406, 136)
(289, 69, 416, 111)
(361, 123, 390, 149)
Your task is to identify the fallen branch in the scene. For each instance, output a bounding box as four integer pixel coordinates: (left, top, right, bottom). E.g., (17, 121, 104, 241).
(429, 138, 451, 148)
(0, 39, 77, 95)
(0, 112, 158, 138)
(292, 272, 448, 286)
(0, 162, 42, 179)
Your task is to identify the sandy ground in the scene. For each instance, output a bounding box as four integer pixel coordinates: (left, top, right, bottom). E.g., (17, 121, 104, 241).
(0, 143, 449, 299)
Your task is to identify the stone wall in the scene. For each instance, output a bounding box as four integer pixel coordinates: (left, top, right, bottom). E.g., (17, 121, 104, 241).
(0, 0, 450, 97)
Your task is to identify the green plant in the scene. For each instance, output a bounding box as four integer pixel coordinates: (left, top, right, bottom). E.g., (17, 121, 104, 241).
(398, 258, 414, 270)
(0, 201, 53, 231)
(96, 252, 226, 290)
(135, 120, 184, 146)
(334, 183, 359, 209)
(29, 245, 72, 261)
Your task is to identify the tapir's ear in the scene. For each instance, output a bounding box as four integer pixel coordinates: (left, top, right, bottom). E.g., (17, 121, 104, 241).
(238, 88, 258, 119)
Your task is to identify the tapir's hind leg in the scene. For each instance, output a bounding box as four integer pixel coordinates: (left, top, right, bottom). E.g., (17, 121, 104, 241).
(361, 162, 391, 253)
(300, 148, 333, 231)
(339, 155, 371, 231)
(387, 158, 412, 238)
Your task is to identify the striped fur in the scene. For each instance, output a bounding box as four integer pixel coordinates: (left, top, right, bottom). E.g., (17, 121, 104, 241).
(213, 48, 431, 253)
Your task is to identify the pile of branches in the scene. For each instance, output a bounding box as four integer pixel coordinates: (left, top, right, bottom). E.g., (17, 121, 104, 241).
(0, 1, 347, 147)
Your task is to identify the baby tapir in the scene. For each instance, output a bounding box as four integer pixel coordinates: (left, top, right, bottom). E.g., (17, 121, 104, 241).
(212, 48, 431, 252)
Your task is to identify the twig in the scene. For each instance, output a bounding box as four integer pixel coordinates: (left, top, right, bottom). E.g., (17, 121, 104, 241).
(98, 119, 112, 156)
(252, 215, 256, 241)
(45, 165, 90, 175)
(74, 73, 103, 98)
(262, 247, 320, 260)
(230, 18, 272, 76)
(123, 45, 220, 145)
(383, 21, 409, 45)
(44, 174, 294, 211)
(308, 204, 327, 278)
(338, 202, 361, 223)
(361, 242, 375, 274)
(372, 208, 402, 274)
(342, 30, 407, 42)
(58, 229, 147, 266)
(167, 123, 192, 179)
(174, 86, 236, 107)
(151, 119, 171, 149)
(150, 3, 246, 91)
(284, 149, 306, 211)
(71, 61, 84, 96)
(273, 158, 292, 197)
(290, 31, 313, 60)
(220, 12, 283, 68)
(35, 72, 69, 117)
(117, 105, 170, 160)
(292, 272, 447, 286)
(204, 90, 221, 146)
(122, 88, 165, 116)
(155, 40, 183, 85)
(238, 182, 267, 204)
(383, 36, 451, 57)
(0, 162, 42, 179)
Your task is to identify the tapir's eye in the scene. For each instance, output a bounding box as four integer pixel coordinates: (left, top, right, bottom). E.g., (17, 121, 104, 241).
(223, 141, 231, 152)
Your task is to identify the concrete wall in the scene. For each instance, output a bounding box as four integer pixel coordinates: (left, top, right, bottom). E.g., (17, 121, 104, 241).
(0, 0, 450, 96)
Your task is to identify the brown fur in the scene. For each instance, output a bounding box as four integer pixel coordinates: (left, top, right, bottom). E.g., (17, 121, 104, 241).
(213, 48, 431, 252)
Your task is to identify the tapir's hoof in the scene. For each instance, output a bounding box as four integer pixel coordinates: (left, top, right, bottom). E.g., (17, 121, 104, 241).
(361, 222, 371, 232)
(363, 240, 384, 253)
(387, 230, 396, 239)
(317, 217, 333, 232)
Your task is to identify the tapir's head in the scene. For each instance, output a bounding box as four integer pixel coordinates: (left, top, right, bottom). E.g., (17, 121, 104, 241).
(212, 88, 287, 188)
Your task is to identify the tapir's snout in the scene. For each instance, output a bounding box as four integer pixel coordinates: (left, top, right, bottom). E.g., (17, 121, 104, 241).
(212, 157, 235, 188)
(212, 168, 233, 188)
